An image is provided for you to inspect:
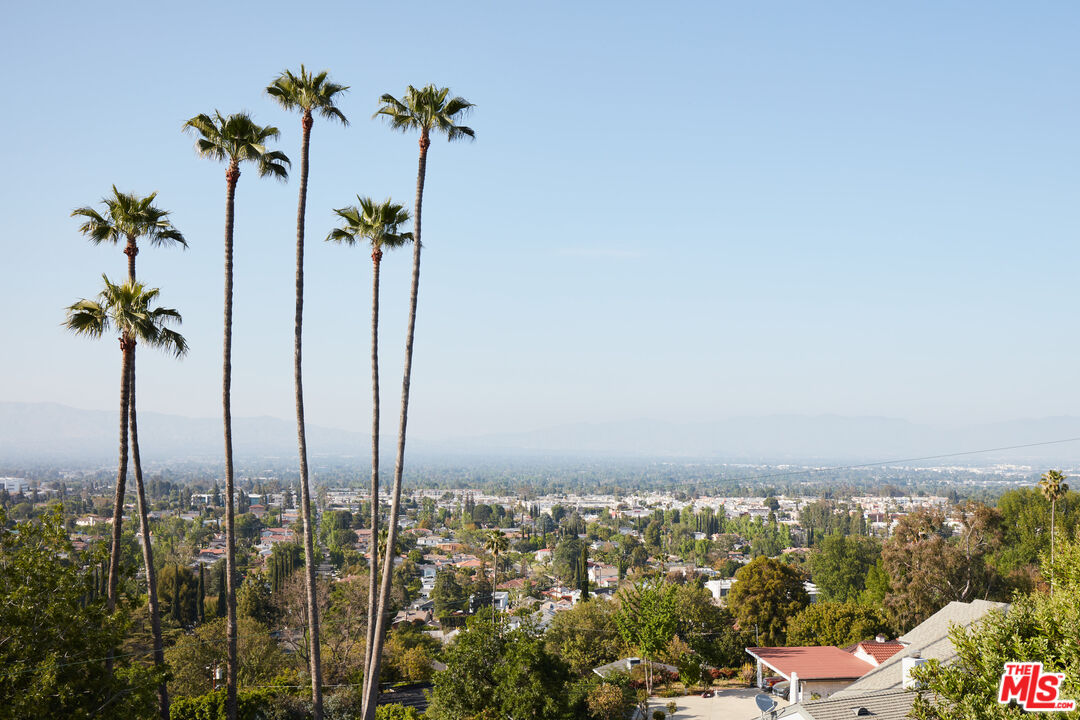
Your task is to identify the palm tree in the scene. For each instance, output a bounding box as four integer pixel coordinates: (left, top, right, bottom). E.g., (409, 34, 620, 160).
(63, 276, 187, 616)
(183, 111, 288, 720)
(362, 85, 474, 720)
(327, 196, 411, 679)
(73, 188, 186, 719)
(483, 530, 509, 619)
(1038, 469, 1070, 595)
(266, 66, 348, 720)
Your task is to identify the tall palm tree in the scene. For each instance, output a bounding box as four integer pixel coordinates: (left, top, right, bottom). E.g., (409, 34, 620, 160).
(327, 196, 411, 678)
(483, 530, 509, 620)
(72, 188, 186, 719)
(183, 111, 288, 720)
(266, 66, 348, 720)
(1038, 469, 1070, 595)
(362, 85, 474, 720)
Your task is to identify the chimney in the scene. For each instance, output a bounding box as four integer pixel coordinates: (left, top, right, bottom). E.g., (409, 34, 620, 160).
(875, 634, 887, 643)
(902, 655, 927, 689)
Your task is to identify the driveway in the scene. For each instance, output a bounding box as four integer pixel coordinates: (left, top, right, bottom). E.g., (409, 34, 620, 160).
(648, 687, 789, 720)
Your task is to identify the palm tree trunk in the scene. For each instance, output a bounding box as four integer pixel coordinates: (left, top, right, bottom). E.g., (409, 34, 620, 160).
(107, 334, 133, 614)
(361, 130, 430, 720)
(223, 162, 240, 720)
(1050, 498, 1056, 597)
(364, 251, 382, 686)
(128, 346, 168, 720)
(293, 110, 324, 720)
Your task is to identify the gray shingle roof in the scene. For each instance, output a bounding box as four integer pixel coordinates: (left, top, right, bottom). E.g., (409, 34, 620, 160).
(775, 689, 915, 720)
(832, 599, 1007, 697)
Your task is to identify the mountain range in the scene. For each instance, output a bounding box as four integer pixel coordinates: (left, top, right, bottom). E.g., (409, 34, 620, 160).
(4, 401, 1080, 467)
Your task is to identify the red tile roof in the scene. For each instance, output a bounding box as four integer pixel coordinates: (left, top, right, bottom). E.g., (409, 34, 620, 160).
(746, 646, 874, 680)
(851, 639, 905, 664)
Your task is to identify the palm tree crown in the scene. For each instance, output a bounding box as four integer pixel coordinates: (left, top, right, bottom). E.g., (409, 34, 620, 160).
(327, 197, 412, 253)
(65, 276, 187, 356)
(374, 84, 475, 144)
(267, 65, 349, 124)
(72, 187, 186, 251)
(1039, 469, 1069, 503)
(182, 111, 290, 179)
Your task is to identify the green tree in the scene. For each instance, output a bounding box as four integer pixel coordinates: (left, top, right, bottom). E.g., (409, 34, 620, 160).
(64, 275, 187, 719)
(183, 110, 289, 720)
(267, 66, 349, 720)
(164, 617, 285, 699)
(728, 556, 809, 646)
(614, 580, 679, 693)
(810, 534, 881, 602)
(364, 84, 474, 720)
(545, 598, 626, 675)
(882, 505, 1005, 632)
(426, 614, 570, 720)
(587, 682, 635, 720)
(327, 196, 412, 675)
(0, 508, 159, 718)
(432, 571, 468, 622)
(785, 601, 891, 646)
(909, 537, 1080, 720)
(1037, 469, 1070, 595)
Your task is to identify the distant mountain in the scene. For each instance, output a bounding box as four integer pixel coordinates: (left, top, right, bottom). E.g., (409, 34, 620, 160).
(0, 402, 369, 463)
(4, 401, 1080, 466)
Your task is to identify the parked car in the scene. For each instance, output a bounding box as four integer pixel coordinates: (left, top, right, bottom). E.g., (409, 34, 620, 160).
(761, 676, 784, 690)
(772, 681, 790, 697)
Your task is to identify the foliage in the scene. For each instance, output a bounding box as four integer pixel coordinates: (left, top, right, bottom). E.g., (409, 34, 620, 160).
(809, 533, 881, 602)
(374, 704, 422, 720)
(164, 617, 285, 698)
(168, 688, 307, 720)
(0, 508, 160, 719)
(586, 681, 634, 720)
(432, 571, 468, 621)
(614, 580, 679, 683)
(425, 614, 571, 720)
(785, 601, 891, 646)
(910, 587, 1080, 718)
(544, 598, 626, 675)
(728, 556, 809, 646)
(882, 505, 1006, 632)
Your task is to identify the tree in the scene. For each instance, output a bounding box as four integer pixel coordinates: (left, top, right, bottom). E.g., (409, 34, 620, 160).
(785, 601, 891, 647)
(810, 534, 881, 602)
(881, 505, 1005, 632)
(364, 84, 474, 720)
(426, 614, 571, 720)
(432, 571, 468, 622)
(65, 272, 187, 719)
(614, 580, 679, 693)
(587, 682, 634, 720)
(327, 196, 412, 672)
(267, 66, 348, 720)
(545, 599, 626, 675)
(727, 556, 809, 647)
(483, 529, 510, 618)
(184, 109, 289, 720)
(1037, 470, 1070, 595)
(164, 617, 286, 699)
(553, 536, 586, 586)
(909, 539, 1080, 720)
(0, 508, 160, 718)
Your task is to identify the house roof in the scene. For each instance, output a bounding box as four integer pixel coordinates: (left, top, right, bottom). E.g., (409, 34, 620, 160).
(746, 647, 874, 681)
(832, 599, 1007, 698)
(775, 689, 915, 720)
(850, 640, 905, 665)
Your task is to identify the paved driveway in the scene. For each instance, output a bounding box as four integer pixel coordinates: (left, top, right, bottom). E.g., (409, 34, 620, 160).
(648, 687, 789, 720)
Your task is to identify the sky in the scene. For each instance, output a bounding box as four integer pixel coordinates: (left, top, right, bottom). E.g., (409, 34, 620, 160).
(2, 2, 1079, 442)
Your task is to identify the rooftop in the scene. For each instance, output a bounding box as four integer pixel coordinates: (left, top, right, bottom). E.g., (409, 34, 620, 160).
(746, 646, 874, 681)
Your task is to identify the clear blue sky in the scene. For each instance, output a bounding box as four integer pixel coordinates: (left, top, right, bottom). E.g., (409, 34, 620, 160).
(3, 2, 1079, 440)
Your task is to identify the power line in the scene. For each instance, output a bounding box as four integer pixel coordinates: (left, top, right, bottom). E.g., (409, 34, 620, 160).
(724, 436, 1080, 483)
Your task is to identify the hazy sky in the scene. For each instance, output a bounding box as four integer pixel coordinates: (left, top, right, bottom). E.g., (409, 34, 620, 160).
(3, 2, 1079, 440)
